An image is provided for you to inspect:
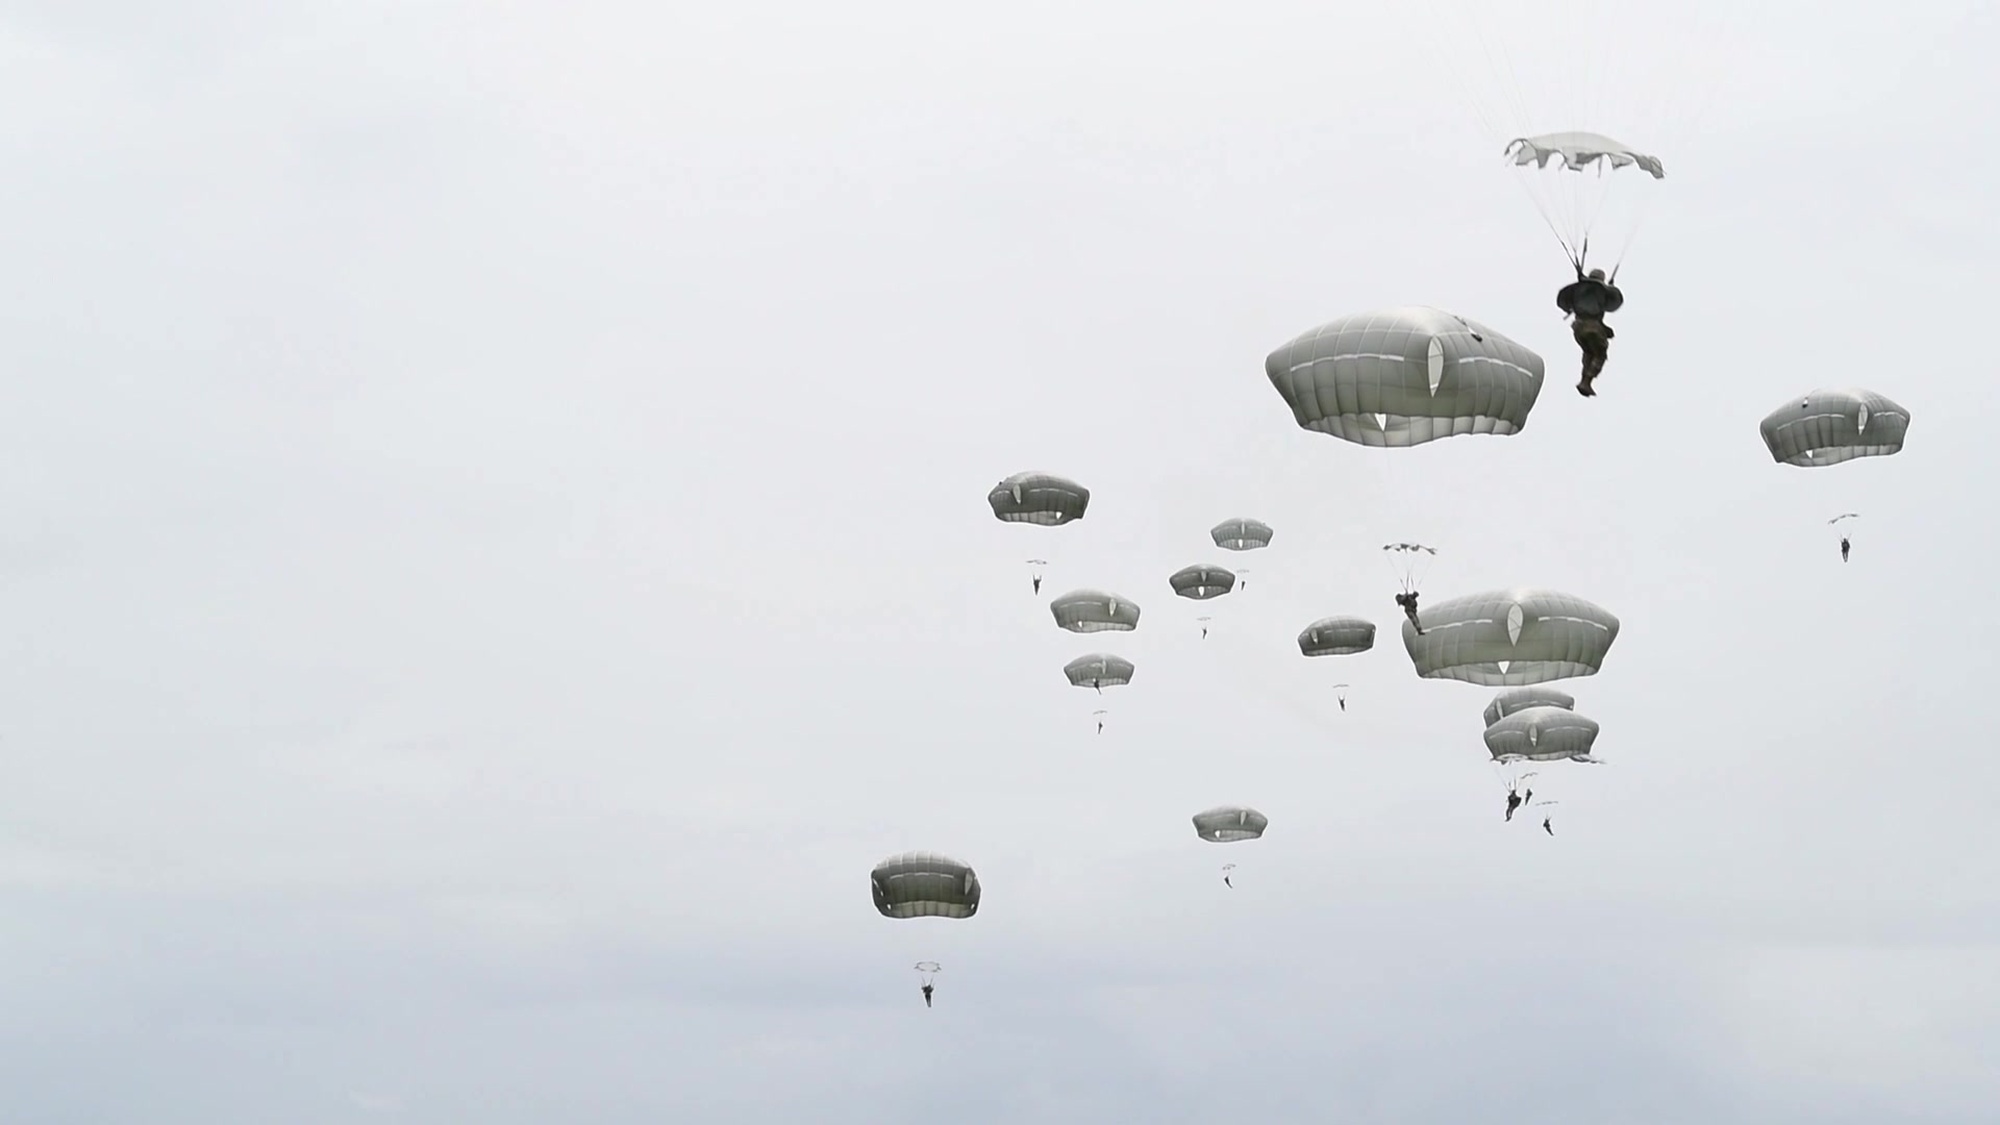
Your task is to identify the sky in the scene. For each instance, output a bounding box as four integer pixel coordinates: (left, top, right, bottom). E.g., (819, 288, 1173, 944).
(0, 1, 1996, 1121)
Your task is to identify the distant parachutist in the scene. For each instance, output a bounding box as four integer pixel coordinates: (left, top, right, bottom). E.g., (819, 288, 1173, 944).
(913, 961, 943, 1007)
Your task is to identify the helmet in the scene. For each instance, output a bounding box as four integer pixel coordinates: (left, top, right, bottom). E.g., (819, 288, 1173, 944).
(1587, 268, 1607, 282)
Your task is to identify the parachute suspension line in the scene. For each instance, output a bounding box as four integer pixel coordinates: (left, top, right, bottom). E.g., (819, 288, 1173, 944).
(1419, 0, 1584, 270)
(1607, 8, 1732, 281)
(1608, 204, 1654, 280)
(1419, 0, 1499, 141)
(1507, 170, 1582, 271)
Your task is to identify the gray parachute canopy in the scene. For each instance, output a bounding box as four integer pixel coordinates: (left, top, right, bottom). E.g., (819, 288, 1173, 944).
(1759, 388, 1912, 467)
(987, 472, 1091, 524)
(1063, 653, 1135, 689)
(1050, 589, 1141, 633)
(1505, 132, 1666, 179)
(1298, 616, 1377, 657)
(1266, 307, 1545, 447)
(1192, 805, 1269, 843)
(871, 851, 981, 919)
(1483, 686, 1577, 728)
(1403, 588, 1619, 686)
(1483, 705, 1602, 763)
(1168, 564, 1237, 601)
(1210, 518, 1274, 551)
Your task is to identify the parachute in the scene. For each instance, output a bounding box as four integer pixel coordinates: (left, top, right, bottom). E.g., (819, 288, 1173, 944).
(1483, 686, 1577, 728)
(1484, 705, 1603, 764)
(986, 472, 1089, 525)
(1168, 564, 1237, 601)
(914, 961, 942, 986)
(1418, 1, 1716, 276)
(1828, 513, 1861, 525)
(1192, 805, 1269, 843)
(1503, 132, 1665, 275)
(1050, 589, 1141, 633)
(1401, 587, 1620, 686)
(1382, 543, 1440, 595)
(1760, 390, 1912, 467)
(1507, 133, 1665, 180)
(1063, 653, 1134, 691)
(871, 852, 981, 919)
(1266, 308, 1545, 447)
(1297, 616, 1377, 657)
(1210, 519, 1274, 551)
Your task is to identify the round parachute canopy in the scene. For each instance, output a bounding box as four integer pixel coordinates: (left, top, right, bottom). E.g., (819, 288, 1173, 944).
(1210, 518, 1274, 551)
(987, 472, 1090, 525)
(1298, 616, 1377, 657)
(1759, 389, 1911, 468)
(1168, 564, 1237, 601)
(1266, 307, 1544, 448)
(1063, 653, 1135, 689)
(1482, 686, 1577, 728)
(1403, 588, 1619, 686)
(1483, 705, 1602, 763)
(1192, 805, 1269, 843)
(871, 852, 981, 919)
(1050, 589, 1141, 633)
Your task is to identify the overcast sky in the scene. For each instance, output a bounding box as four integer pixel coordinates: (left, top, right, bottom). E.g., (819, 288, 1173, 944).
(0, 1, 1996, 1121)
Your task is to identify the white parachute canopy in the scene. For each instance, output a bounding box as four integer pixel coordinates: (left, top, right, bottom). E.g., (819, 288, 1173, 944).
(1211, 518, 1274, 551)
(1417, 0, 1724, 273)
(1483, 705, 1603, 763)
(1298, 616, 1377, 657)
(1266, 310, 1544, 448)
(1759, 389, 1912, 468)
(1483, 686, 1577, 728)
(1063, 653, 1135, 690)
(1501, 130, 1665, 272)
(1383, 542, 1441, 593)
(1192, 806, 1269, 843)
(1050, 589, 1142, 633)
(986, 472, 1089, 525)
(1403, 587, 1619, 686)
(871, 852, 981, 920)
(1168, 564, 1237, 601)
